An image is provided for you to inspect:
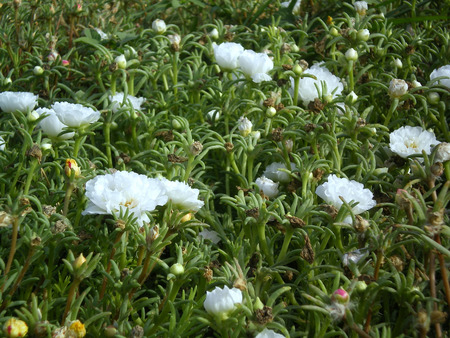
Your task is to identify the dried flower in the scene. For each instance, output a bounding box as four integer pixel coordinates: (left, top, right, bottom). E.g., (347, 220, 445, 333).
(52, 102, 100, 128)
(3, 318, 28, 338)
(152, 19, 166, 34)
(213, 42, 244, 70)
(110, 93, 145, 113)
(315, 174, 376, 215)
(263, 162, 296, 183)
(159, 178, 204, 211)
(203, 285, 242, 317)
(255, 328, 285, 338)
(0, 91, 38, 113)
(238, 50, 273, 83)
(389, 126, 440, 159)
(238, 116, 252, 136)
(290, 62, 343, 106)
(82, 171, 168, 226)
(37, 107, 75, 139)
(388, 79, 408, 98)
(430, 64, 450, 89)
(354, 1, 368, 16)
(434, 142, 450, 163)
(255, 176, 279, 199)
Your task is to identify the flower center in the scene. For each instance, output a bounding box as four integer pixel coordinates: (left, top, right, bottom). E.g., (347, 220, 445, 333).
(405, 140, 418, 150)
(120, 199, 137, 209)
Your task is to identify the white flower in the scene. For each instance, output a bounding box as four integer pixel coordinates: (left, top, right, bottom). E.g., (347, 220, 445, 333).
(110, 93, 145, 113)
(95, 28, 109, 40)
(0, 136, 5, 151)
(354, 1, 368, 16)
(206, 109, 220, 121)
(290, 62, 343, 106)
(152, 19, 166, 34)
(238, 116, 252, 136)
(115, 54, 127, 69)
(52, 102, 101, 128)
(255, 328, 285, 338)
(388, 79, 408, 98)
(430, 64, 450, 89)
(0, 91, 38, 113)
(82, 171, 168, 226)
(37, 107, 75, 139)
(238, 50, 273, 83)
(255, 176, 279, 199)
(389, 126, 440, 159)
(213, 42, 244, 71)
(199, 229, 221, 244)
(263, 162, 296, 183)
(280, 0, 301, 15)
(204, 286, 242, 317)
(435, 143, 450, 163)
(159, 178, 204, 211)
(315, 174, 376, 215)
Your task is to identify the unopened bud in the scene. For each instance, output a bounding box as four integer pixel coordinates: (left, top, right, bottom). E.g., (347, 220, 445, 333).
(345, 48, 358, 61)
(65, 159, 81, 178)
(393, 58, 402, 69)
(152, 19, 167, 34)
(427, 92, 440, 105)
(73, 253, 86, 270)
(33, 66, 44, 75)
(104, 326, 117, 337)
(209, 28, 219, 40)
(346, 91, 358, 104)
(254, 297, 264, 310)
(180, 212, 193, 223)
(170, 263, 185, 276)
(357, 29, 370, 41)
(331, 288, 349, 304)
(330, 27, 340, 37)
(293, 64, 303, 75)
(266, 106, 277, 117)
(115, 54, 127, 69)
(3, 318, 28, 338)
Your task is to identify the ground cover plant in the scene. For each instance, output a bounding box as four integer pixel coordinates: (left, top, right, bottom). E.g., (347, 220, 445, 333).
(0, 0, 449, 337)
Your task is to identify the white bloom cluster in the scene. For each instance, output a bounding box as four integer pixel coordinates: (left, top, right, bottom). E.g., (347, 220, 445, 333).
(290, 62, 343, 106)
(315, 174, 376, 215)
(82, 172, 204, 226)
(203, 285, 242, 317)
(110, 93, 145, 113)
(263, 162, 296, 183)
(213, 42, 273, 83)
(430, 64, 450, 89)
(389, 126, 440, 159)
(0, 91, 38, 113)
(37, 107, 75, 139)
(255, 176, 279, 199)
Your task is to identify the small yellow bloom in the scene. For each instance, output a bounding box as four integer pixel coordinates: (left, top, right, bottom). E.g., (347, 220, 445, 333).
(68, 320, 86, 338)
(327, 16, 333, 25)
(3, 318, 28, 338)
(65, 159, 81, 178)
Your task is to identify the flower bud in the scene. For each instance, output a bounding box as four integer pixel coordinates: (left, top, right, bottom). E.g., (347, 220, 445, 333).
(355, 280, 367, 292)
(73, 253, 86, 270)
(388, 79, 408, 98)
(172, 119, 182, 130)
(209, 28, 219, 39)
(33, 66, 44, 75)
(65, 159, 81, 178)
(152, 19, 166, 34)
(411, 80, 422, 88)
(190, 141, 203, 155)
(434, 142, 450, 163)
(331, 288, 349, 305)
(393, 58, 402, 69)
(238, 116, 252, 137)
(170, 263, 185, 276)
(357, 29, 370, 41)
(104, 326, 117, 337)
(354, 1, 368, 16)
(330, 27, 339, 37)
(115, 54, 127, 69)
(266, 106, 277, 117)
(180, 212, 193, 223)
(345, 48, 358, 61)
(4, 78, 12, 85)
(254, 297, 264, 310)
(28, 110, 39, 122)
(41, 143, 52, 151)
(62, 59, 70, 66)
(293, 64, 303, 75)
(291, 44, 300, 53)
(3, 318, 28, 338)
(168, 34, 181, 51)
(427, 92, 440, 105)
(346, 91, 358, 104)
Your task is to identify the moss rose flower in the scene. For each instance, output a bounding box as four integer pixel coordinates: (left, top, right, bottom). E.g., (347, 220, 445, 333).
(255, 176, 279, 199)
(430, 64, 450, 89)
(82, 171, 168, 226)
(213, 42, 244, 71)
(159, 178, 204, 211)
(203, 285, 242, 317)
(255, 328, 285, 338)
(52, 102, 101, 128)
(110, 93, 145, 113)
(0, 91, 38, 113)
(37, 107, 75, 139)
(315, 174, 376, 215)
(238, 50, 273, 83)
(389, 126, 440, 159)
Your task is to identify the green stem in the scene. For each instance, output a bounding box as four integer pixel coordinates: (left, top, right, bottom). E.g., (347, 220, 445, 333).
(62, 278, 81, 324)
(1, 216, 19, 291)
(257, 221, 273, 266)
(348, 60, 354, 92)
(73, 133, 84, 158)
(23, 159, 40, 195)
(383, 98, 399, 128)
(172, 52, 179, 97)
(104, 121, 113, 168)
(293, 76, 300, 105)
(277, 228, 294, 263)
(63, 182, 76, 217)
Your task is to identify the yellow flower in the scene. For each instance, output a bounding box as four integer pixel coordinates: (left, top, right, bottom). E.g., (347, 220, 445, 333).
(3, 318, 28, 338)
(67, 320, 86, 338)
(65, 159, 81, 178)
